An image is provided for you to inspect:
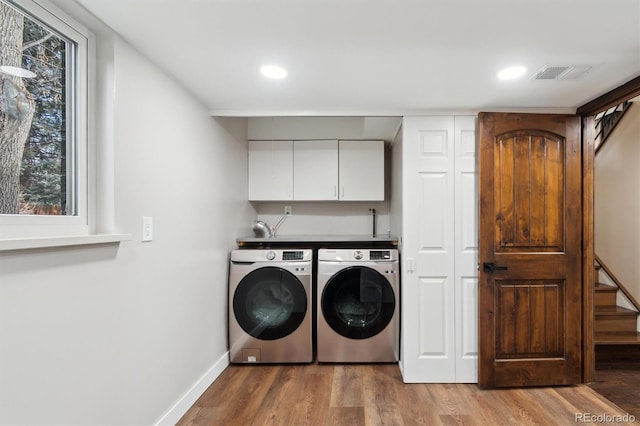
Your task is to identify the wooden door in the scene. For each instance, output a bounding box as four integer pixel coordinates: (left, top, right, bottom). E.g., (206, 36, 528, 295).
(478, 112, 582, 388)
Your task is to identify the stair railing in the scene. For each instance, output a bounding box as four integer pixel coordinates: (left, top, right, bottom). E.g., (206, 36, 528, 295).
(594, 101, 633, 155)
(594, 253, 640, 312)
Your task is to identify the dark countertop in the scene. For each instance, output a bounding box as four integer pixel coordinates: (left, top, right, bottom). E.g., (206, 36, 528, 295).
(236, 234, 399, 248)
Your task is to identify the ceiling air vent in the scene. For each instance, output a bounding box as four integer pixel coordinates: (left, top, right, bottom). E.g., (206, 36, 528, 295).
(532, 65, 592, 80)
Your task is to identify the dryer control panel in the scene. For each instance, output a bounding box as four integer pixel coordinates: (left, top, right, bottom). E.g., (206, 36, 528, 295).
(318, 249, 398, 262)
(369, 250, 391, 260)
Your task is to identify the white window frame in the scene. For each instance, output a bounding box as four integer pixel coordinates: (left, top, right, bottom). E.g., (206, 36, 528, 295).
(0, 0, 89, 239)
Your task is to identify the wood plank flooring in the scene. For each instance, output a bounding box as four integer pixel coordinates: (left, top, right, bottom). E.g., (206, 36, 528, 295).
(177, 363, 637, 425)
(589, 363, 640, 421)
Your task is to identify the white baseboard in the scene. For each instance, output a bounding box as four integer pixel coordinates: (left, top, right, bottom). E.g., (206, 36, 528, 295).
(155, 351, 229, 425)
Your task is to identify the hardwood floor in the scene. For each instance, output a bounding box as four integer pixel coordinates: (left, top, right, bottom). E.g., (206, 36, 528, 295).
(177, 363, 636, 425)
(589, 363, 640, 421)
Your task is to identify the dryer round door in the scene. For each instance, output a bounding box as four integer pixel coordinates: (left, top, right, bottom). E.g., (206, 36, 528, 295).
(321, 266, 395, 339)
(233, 267, 308, 341)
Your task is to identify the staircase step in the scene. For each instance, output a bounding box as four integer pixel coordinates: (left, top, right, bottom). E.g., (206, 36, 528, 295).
(595, 283, 618, 307)
(595, 332, 640, 365)
(595, 306, 639, 332)
(595, 305, 638, 315)
(595, 331, 640, 345)
(595, 283, 617, 292)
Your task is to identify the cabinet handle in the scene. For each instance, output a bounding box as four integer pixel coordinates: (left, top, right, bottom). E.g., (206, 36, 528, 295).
(341, 186, 345, 198)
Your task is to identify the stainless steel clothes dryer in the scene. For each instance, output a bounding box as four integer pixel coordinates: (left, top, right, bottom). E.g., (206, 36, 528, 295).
(317, 248, 399, 363)
(229, 249, 313, 363)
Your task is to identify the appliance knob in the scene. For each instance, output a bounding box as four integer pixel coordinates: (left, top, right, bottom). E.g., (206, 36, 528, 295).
(266, 251, 276, 260)
(353, 250, 364, 260)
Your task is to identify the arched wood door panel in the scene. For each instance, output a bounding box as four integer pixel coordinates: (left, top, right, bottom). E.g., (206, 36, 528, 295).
(478, 113, 582, 388)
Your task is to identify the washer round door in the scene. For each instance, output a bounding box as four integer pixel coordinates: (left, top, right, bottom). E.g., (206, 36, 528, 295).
(233, 267, 308, 341)
(321, 266, 395, 339)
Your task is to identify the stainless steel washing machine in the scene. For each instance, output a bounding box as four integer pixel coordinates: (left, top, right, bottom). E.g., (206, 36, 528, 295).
(317, 248, 399, 363)
(228, 249, 313, 363)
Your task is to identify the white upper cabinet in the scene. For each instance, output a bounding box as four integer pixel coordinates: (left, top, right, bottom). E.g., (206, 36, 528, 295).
(294, 140, 339, 200)
(339, 140, 385, 201)
(249, 139, 385, 201)
(248, 140, 293, 201)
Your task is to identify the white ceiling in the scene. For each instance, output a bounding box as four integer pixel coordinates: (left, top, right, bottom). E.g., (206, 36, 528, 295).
(75, 0, 640, 116)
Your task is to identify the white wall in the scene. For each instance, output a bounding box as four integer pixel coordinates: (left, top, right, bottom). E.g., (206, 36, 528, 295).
(254, 201, 390, 237)
(389, 124, 403, 244)
(248, 116, 401, 142)
(595, 103, 640, 319)
(0, 6, 254, 425)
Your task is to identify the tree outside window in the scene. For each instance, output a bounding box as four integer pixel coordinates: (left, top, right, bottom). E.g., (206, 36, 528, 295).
(0, 0, 72, 216)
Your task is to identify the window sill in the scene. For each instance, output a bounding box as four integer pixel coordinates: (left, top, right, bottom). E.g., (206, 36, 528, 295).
(0, 234, 131, 252)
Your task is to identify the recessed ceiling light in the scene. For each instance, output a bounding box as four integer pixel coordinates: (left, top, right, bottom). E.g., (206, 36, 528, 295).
(0, 65, 36, 78)
(497, 66, 527, 80)
(260, 64, 287, 79)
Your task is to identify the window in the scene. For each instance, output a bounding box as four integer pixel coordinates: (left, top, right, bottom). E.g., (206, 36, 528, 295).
(0, 0, 89, 239)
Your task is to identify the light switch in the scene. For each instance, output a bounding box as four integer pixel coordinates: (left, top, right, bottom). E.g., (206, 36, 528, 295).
(142, 216, 153, 242)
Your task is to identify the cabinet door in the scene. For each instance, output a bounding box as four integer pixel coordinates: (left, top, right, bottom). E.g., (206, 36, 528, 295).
(248, 140, 293, 201)
(339, 140, 384, 201)
(293, 140, 338, 200)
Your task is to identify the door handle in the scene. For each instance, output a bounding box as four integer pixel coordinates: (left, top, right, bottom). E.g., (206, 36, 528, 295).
(483, 262, 508, 272)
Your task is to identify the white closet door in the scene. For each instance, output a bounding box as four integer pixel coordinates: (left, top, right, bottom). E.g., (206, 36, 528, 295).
(401, 116, 478, 383)
(401, 116, 456, 382)
(454, 116, 478, 383)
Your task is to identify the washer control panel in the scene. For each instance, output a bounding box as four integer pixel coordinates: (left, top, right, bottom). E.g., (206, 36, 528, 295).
(231, 249, 312, 263)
